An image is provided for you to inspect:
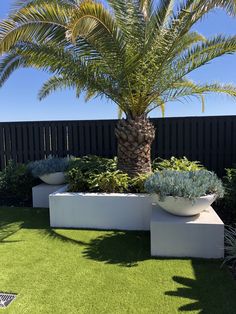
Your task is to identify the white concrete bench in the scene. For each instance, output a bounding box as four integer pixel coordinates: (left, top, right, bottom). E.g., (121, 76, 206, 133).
(151, 206, 224, 259)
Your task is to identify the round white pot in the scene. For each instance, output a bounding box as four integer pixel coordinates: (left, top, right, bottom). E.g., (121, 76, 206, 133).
(152, 194, 216, 216)
(39, 172, 66, 185)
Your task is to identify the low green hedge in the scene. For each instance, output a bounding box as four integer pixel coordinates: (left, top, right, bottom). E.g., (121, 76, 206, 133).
(0, 160, 38, 206)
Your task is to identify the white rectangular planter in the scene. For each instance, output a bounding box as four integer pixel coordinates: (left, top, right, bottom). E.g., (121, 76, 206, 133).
(151, 207, 224, 259)
(49, 187, 152, 230)
(32, 184, 67, 208)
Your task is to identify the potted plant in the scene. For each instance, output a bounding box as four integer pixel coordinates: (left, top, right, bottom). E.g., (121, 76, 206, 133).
(28, 156, 69, 185)
(145, 170, 224, 216)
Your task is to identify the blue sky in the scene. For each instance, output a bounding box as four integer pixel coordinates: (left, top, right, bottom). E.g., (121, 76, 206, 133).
(0, 1, 236, 122)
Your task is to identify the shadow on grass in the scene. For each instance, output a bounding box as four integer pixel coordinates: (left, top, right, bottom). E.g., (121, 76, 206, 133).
(82, 231, 150, 267)
(0, 222, 23, 243)
(2, 207, 236, 311)
(0, 207, 150, 266)
(165, 259, 236, 313)
(0, 206, 87, 246)
(40, 228, 88, 246)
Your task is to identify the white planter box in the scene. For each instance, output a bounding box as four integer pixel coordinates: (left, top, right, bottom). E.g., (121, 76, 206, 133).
(32, 184, 67, 208)
(151, 207, 224, 259)
(49, 188, 152, 230)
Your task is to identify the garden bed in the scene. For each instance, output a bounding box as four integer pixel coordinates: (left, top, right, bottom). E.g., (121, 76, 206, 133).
(49, 186, 152, 230)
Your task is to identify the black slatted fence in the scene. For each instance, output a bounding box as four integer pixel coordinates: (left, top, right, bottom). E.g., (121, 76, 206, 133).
(0, 116, 236, 176)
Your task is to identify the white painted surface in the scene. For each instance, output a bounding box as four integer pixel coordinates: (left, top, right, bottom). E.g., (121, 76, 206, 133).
(49, 191, 152, 230)
(151, 206, 224, 258)
(39, 172, 65, 185)
(152, 194, 216, 216)
(32, 184, 67, 208)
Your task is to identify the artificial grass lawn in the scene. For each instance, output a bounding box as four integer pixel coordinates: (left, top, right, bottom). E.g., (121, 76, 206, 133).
(0, 207, 236, 314)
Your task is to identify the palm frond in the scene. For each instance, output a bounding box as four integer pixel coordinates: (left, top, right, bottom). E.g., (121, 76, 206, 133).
(0, 2, 71, 54)
(69, 0, 125, 59)
(0, 52, 26, 87)
(38, 75, 79, 100)
(174, 35, 236, 78)
(0, 0, 236, 118)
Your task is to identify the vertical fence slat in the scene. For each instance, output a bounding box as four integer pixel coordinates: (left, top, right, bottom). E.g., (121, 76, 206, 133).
(0, 126, 5, 169)
(103, 122, 110, 157)
(4, 126, 11, 164)
(96, 122, 103, 156)
(28, 124, 35, 161)
(44, 124, 51, 156)
(22, 124, 29, 163)
(10, 125, 17, 162)
(16, 125, 23, 163)
(90, 122, 97, 155)
(57, 123, 64, 157)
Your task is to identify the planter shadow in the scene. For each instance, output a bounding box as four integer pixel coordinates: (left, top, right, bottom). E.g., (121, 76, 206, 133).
(82, 231, 150, 267)
(165, 259, 236, 312)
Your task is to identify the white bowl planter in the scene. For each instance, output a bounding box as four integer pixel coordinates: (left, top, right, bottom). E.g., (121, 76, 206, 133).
(152, 194, 216, 217)
(49, 187, 152, 230)
(39, 172, 66, 185)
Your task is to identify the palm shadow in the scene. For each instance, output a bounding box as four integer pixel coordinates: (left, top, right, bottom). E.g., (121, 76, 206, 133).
(0, 206, 88, 246)
(39, 228, 88, 246)
(165, 259, 236, 313)
(0, 222, 23, 243)
(82, 231, 150, 267)
(0, 207, 150, 265)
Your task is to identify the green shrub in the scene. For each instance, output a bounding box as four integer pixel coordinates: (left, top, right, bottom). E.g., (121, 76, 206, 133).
(28, 156, 70, 177)
(224, 226, 236, 270)
(0, 160, 38, 205)
(66, 168, 90, 192)
(129, 174, 150, 193)
(68, 155, 117, 174)
(152, 156, 203, 172)
(66, 156, 118, 192)
(145, 170, 224, 201)
(223, 168, 236, 210)
(89, 171, 129, 193)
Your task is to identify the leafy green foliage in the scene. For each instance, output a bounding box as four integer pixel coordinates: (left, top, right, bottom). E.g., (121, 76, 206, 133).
(66, 168, 90, 192)
(66, 155, 150, 193)
(68, 155, 117, 174)
(216, 167, 236, 223)
(0, 1, 236, 119)
(66, 155, 118, 192)
(145, 170, 224, 200)
(28, 156, 70, 177)
(223, 168, 236, 210)
(224, 226, 236, 270)
(0, 160, 37, 205)
(152, 156, 204, 172)
(129, 174, 151, 193)
(89, 171, 130, 193)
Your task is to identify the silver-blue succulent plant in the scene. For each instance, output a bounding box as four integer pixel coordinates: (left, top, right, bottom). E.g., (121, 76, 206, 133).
(145, 170, 224, 201)
(28, 156, 70, 177)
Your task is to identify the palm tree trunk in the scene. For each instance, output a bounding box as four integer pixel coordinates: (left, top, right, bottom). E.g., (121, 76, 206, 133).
(115, 117, 155, 177)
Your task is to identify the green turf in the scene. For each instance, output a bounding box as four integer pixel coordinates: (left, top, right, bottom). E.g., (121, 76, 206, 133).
(0, 207, 236, 314)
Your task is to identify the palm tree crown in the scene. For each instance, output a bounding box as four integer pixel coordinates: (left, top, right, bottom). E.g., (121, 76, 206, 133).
(0, 0, 236, 119)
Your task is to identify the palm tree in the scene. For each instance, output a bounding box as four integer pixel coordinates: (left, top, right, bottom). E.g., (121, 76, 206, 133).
(0, 0, 236, 176)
